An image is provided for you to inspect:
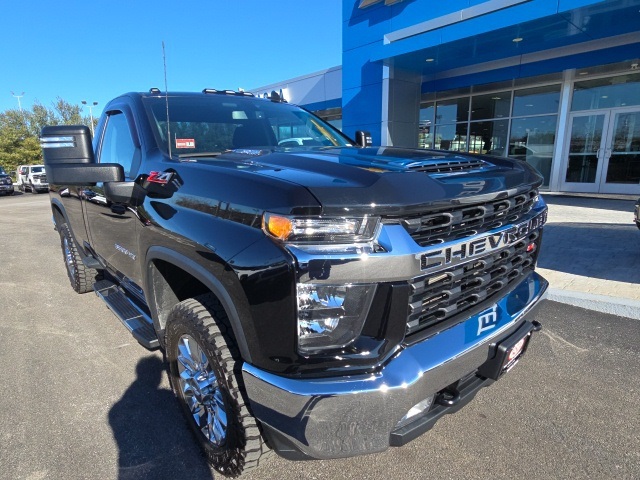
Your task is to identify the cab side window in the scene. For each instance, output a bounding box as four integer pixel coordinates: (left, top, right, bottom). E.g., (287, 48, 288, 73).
(99, 112, 136, 178)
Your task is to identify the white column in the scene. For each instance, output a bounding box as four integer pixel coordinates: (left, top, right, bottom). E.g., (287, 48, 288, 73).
(549, 69, 574, 192)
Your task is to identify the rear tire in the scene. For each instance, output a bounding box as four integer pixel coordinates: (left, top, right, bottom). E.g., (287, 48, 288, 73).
(58, 223, 98, 293)
(165, 295, 272, 477)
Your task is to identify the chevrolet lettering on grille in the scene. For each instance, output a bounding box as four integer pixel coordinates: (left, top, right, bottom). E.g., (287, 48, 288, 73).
(420, 210, 547, 271)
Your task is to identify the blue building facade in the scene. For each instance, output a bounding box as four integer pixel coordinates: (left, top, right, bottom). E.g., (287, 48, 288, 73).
(254, 0, 640, 194)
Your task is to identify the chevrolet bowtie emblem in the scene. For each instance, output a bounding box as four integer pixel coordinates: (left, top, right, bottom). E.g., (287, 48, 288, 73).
(359, 0, 405, 8)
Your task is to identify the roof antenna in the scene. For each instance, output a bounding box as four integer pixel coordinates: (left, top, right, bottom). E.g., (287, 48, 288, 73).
(162, 41, 172, 159)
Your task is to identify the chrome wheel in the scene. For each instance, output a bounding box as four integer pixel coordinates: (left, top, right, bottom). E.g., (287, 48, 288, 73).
(63, 236, 76, 278)
(177, 334, 228, 447)
(166, 296, 272, 475)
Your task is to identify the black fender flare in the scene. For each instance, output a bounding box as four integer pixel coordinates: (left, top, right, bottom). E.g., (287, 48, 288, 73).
(144, 246, 253, 363)
(50, 197, 69, 227)
(49, 196, 97, 265)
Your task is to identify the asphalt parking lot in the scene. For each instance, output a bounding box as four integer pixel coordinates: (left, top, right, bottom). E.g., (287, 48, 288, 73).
(0, 193, 638, 480)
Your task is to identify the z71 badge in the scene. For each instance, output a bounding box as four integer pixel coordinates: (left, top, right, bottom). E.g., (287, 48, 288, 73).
(147, 171, 174, 184)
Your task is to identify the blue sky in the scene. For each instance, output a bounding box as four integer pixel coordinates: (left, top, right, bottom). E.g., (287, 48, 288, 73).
(0, 0, 343, 115)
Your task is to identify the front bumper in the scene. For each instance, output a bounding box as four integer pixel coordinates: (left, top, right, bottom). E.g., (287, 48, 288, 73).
(242, 271, 548, 460)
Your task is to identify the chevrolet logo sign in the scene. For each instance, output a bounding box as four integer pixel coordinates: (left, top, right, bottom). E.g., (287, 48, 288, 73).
(359, 0, 405, 8)
(420, 210, 547, 271)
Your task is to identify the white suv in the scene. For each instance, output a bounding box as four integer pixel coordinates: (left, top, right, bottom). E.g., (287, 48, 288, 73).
(17, 165, 49, 193)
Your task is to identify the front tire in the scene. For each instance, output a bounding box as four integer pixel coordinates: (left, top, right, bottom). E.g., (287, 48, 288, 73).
(165, 295, 272, 477)
(58, 223, 98, 293)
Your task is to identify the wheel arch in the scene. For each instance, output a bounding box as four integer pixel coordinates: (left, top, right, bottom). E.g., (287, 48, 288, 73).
(145, 246, 253, 363)
(50, 198, 68, 227)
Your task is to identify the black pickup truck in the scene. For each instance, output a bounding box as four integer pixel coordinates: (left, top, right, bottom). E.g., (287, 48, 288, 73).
(41, 89, 548, 477)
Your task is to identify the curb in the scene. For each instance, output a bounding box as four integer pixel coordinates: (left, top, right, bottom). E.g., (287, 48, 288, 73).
(548, 288, 640, 320)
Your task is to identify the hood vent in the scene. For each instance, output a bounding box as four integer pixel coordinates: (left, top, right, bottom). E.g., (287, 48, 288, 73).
(407, 158, 487, 174)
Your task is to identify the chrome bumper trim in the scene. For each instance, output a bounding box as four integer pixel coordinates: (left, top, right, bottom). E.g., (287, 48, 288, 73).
(242, 271, 548, 459)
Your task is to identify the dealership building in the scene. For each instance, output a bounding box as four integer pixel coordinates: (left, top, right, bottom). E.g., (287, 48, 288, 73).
(253, 0, 640, 195)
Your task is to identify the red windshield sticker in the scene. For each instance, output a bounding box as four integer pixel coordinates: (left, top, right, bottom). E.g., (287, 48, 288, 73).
(176, 138, 195, 149)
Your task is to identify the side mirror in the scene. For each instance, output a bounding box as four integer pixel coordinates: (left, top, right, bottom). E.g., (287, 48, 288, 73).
(40, 125, 94, 165)
(40, 125, 125, 186)
(355, 130, 373, 148)
(44, 163, 124, 186)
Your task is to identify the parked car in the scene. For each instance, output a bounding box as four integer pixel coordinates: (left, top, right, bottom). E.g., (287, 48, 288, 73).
(17, 164, 49, 193)
(0, 166, 14, 196)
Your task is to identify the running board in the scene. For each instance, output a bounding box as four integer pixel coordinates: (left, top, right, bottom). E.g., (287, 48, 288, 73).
(93, 279, 159, 350)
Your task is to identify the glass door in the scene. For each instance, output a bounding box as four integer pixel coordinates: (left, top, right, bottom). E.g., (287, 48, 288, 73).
(600, 109, 640, 194)
(561, 113, 608, 193)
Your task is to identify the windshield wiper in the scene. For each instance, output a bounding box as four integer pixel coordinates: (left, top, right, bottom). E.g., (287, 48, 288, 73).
(178, 151, 224, 159)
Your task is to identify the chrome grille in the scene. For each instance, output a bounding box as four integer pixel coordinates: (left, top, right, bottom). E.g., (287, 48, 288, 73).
(389, 189, 538, 247)
(406, 230, 541, 336)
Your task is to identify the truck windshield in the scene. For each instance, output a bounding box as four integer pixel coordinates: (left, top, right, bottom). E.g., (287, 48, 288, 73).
(31, 167, 44, 173)
(143, 95, 352, 157)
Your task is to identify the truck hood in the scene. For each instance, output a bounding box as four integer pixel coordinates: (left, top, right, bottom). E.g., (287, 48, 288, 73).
(208, 146, 542, 216)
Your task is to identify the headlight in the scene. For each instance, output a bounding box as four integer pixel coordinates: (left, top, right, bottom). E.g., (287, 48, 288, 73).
(297, 283, 376, 355)
(263, 213, 379, 244)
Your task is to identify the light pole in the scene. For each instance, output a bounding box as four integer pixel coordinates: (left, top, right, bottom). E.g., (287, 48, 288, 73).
(82, 100, 98, 135)
(11, 91, 25, 111)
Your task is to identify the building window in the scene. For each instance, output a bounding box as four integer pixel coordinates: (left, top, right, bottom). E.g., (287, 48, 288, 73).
(419, 103, 435, 148)
(434, 123, 468, 151)
(421, 80, 561, 188)
(468, 120, 509, 155)
(313, 107, 342, 131)
(513, 85, 560, 116)
(470, 91, 511, 121)
(435, 98, 469, 124)
(509, 115, 557, 187)
(572, 72, 640, 111)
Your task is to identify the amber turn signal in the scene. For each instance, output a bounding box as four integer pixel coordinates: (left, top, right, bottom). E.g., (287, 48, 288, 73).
(264, 214, 293, 240)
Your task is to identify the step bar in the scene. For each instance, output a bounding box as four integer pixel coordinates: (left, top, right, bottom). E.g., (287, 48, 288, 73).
(93, 279, 160, 350)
